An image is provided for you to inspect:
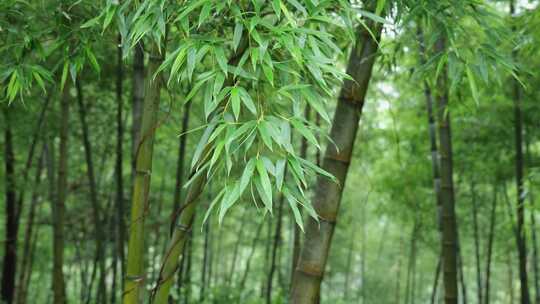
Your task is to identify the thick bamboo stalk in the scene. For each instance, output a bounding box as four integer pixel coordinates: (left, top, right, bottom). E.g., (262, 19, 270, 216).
(150, 173, 205, 303)
(123, 44, 163, 304)
(289, 10, 382, 304)
(1, 107, 17, 304)
(239, 219, 265, 290)
(16, 146, 45, 304)
(52, 80, 71, 304)
(291, 106, 310, 289)
(484, 183, 497, 304)
(471, 181, 483, 304)
(114, 32, 126, 301)
(75, 79, 107, 304)
(510, 2, 530, 302)
(132, 43, 145, 172)
(434, 35, 458, 304)
(266, 197, 284, 304)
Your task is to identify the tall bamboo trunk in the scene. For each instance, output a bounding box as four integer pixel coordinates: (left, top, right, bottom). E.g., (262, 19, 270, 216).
(172, 102, 191, 214)
(8, 96, 51, 298)
(458, 244, 468, 304)
(173, 102, 191, 294)
(200, 217, 211, 302)
(132, 43, 145, 174)
(262, 219, 272, 298)
(53, 81, 71, 304)
(527, 143, 540, 304)
(227, 210, 247, 285)
(266, 197, 284, 304)
(484, 183, 497, 304)
(431, 259, 442, 304)
(405, 223, 418, 304)
(16, 146, 45, 304)
(395, 231, 405, 304)
(1, 108, 17, 304)
(291, 106, 310, 288)
(423, 79, 442, 229)
(123, 44, 163, 304)
(434, 34, 458, 304)
(75, 79, 107, 303)
(531, 212, 540, 304)
(114, 32, 126, 301)
(239, 219, 265, 290)
(510, 2, 531, 303)
(290, 9, 382, 304)
(470, 181, 483, 304)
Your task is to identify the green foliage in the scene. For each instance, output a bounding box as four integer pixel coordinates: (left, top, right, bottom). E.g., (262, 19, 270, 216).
(116, 0, 356, 224)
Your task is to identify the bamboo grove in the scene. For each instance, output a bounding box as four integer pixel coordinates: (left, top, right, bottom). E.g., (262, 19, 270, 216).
(1, 0, 540, 303)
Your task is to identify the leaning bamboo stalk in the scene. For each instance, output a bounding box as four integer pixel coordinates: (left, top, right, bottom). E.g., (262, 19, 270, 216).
(289, 7, 383, 304)
(150, 37, 249, 304)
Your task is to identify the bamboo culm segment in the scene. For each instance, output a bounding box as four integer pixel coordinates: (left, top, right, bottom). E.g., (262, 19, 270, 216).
(123, 45, 162, 304)
(434, 35, 458, 304)
(289, 12, 383, 304)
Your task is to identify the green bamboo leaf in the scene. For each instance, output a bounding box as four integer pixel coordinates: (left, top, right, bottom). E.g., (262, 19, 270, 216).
(283, 187, 304, 231)
(256, 158, 273, 212)
(198, 2, 212, 27)
(466, 66, 479, 106)
(299, 158, 337, 183)
(290, 119, 320, 150)
(287, 0, 307, 15)
(218, 182, 240, 224)
(238, 87, 257, 114)
(262, 63, 274, 86)
(233, 22, 243, 51)
(60, 61, 69, 91)
(214, 47, 228, 75)
(358, 9, 389, 24)
(202, 188, 225, 226)
(187, 47, 197, 81)
(258, 121, 273, 151)
(225, 120, 257, 149)
(85, 48, 100, 74)
(240, 158, 256, 193)
(191, 122, 216, 170)
(275, 158, 286, 191)
(230, 87, 241, 120)
(272, 0, 281, 18)
(254, 177, 272, 213)
(213, 72, 225, 97)
(288, 156, 306, 188)
(185, 71, 215, 104)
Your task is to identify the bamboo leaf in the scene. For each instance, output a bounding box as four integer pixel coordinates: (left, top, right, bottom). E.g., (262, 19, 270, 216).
(240, 158, 256, 194)
(233, 22, 243, 51)
(231, 87, 241, 120)
(256, 158, 273, 212)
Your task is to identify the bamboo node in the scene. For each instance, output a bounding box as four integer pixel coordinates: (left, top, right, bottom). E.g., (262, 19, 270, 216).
(325, 153, 350, 165)
(317, 213, 337, 224)
(297, 265, 324, 279)
(135, 169, 152, 176)
(175, 223, 191, 232)
(125, 275, 145, 283)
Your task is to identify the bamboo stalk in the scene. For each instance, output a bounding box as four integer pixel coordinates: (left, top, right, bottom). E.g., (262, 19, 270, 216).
(290, 7, 383, 303)
(123, 44, 163, 304)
